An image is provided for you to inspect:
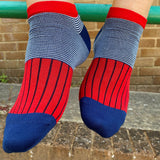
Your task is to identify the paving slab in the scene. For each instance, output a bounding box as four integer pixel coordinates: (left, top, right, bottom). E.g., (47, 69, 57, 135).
(0, 121, 159, 160)
(0, 83, 160, 131)
(0, 83, 160, 160)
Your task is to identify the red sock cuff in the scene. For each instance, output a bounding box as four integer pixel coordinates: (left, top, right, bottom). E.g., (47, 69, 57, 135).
(27, 1, 78, 18)
(107, 7, 147, 29)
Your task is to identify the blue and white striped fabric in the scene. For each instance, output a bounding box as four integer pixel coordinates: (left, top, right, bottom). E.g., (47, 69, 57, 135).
(94, 18, 143, 68)
(25, 12, 91, 69)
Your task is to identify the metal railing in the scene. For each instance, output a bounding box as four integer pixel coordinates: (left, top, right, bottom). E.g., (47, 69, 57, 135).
(0, 1, 160, 24)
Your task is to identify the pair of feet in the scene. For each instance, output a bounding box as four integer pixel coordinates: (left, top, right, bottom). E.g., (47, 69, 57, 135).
(3, 1, 147, 153)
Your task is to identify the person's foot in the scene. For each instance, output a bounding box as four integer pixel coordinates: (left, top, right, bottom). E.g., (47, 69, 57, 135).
(79, 7, 147, 138)
(3, 1, 90, 153)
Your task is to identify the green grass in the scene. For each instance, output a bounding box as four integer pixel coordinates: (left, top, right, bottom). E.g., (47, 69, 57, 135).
(0, 73, 8, 83)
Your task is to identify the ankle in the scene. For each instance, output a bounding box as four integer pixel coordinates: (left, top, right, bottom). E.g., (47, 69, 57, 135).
(27, 0, 74, 8)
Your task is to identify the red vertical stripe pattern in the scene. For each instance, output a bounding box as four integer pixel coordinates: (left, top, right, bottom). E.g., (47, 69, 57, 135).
(10, 58, 73, 122)
(79, 58, 132, 113)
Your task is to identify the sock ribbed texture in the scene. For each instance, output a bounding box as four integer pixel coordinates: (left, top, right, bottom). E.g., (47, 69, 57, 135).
(3, 1, 90, 153)
(79, 7, 147, 138)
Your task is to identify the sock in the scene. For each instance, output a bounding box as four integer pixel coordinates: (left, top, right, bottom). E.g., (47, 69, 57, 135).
(3, 1, 90, 153)
(79, 7, 147, 138)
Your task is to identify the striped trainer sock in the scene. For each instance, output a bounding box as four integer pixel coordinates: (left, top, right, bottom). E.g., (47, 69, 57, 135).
(3, 1, 90, 153)
(79, 7, 147, 138)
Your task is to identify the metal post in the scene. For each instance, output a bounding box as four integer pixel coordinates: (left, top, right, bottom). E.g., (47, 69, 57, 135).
(0, 1, 160, 24)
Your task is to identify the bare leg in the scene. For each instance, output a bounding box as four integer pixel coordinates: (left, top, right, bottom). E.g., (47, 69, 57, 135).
(112, 0, 153, 18)
(26, 0, 74, 7)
